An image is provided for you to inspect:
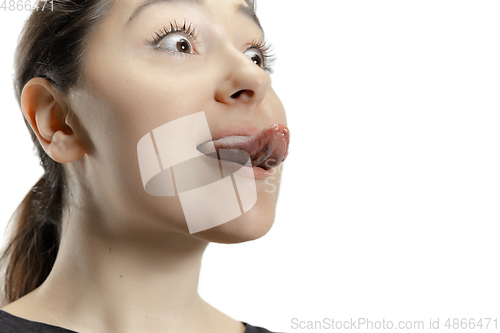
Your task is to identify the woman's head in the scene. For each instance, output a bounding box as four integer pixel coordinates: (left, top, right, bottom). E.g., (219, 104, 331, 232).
(2, 0, 286, 305)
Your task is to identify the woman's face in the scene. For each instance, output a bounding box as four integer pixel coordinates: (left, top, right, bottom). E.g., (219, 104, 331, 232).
(68, 0, 287, 243)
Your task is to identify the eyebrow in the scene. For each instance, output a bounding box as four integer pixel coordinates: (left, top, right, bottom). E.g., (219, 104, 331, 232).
(237, 3, 264, 37)
(127, 0, 264, 37)
(128, 0, 203, 22)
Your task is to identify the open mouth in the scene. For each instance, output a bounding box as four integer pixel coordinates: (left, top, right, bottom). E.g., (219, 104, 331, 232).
(196, 124, 290, 170)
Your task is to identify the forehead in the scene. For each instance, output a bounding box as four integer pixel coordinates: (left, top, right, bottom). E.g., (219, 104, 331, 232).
(112, 0, 254, 24)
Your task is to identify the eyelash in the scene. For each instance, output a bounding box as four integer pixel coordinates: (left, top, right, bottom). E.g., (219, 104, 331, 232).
(250, 39, 276, 74)
(146, 20, 276, 74)
(147, 20, 199, 48)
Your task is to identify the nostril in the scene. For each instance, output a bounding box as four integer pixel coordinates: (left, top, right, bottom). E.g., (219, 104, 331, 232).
(231, 91, 242, 98)
(231, 89, 254, 99)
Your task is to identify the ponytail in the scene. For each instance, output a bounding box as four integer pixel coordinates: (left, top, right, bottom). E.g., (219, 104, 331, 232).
(0, 165, 63, 305)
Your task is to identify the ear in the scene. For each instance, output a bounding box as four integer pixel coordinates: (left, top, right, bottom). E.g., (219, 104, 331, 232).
(21, 77, 86, 163)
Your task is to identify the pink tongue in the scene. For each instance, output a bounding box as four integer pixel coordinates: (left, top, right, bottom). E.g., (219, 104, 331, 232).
(200, 124, 290, 170)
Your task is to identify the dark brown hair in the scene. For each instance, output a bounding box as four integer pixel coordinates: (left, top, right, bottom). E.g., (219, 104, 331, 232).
(0, 0, 257, 307)
(0, 0, 111, 306)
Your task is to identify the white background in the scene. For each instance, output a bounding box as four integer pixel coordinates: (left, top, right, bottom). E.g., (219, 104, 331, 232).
(1, 1, 499, 332)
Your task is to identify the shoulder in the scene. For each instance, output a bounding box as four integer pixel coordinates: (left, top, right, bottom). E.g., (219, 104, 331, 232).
(243, 321, 287, 333)
(0, 310, 36, 333)
(0, 310, 77, 333)
(0, 311, 16, 333)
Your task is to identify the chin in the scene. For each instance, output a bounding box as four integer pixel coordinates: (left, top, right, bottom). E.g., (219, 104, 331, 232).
(191, 197, 277, 244)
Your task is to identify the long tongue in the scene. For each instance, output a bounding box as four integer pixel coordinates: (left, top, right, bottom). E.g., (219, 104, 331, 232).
(198, 124, 290, 170)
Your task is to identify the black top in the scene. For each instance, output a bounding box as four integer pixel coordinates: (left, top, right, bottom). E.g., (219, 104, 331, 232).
(0, 310, 279, 333)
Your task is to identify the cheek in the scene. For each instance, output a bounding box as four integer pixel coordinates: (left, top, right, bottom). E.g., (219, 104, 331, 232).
(80, 50, 218, 164)
(71, 88, 190, 233)
(259, 87, 287, 129)
(75, 63, 218, 232)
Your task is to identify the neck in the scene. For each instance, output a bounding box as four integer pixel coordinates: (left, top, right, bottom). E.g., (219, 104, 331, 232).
(30, 202, 242, 333)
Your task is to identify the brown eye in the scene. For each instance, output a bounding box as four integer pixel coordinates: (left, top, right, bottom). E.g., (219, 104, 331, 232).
(176, 38, 191, 53)
(159, 35, 193, 54)
(244, 48, 264, 68)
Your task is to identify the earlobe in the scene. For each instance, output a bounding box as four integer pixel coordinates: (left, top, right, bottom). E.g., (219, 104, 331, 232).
(20, 77, 86, 163)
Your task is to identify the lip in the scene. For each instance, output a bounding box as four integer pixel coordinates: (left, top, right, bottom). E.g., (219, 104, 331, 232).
(208, 125, 261, 142)
(252, 165, 276, 179)
(217, 158, 276, 179)
(198, 146, 275, 180)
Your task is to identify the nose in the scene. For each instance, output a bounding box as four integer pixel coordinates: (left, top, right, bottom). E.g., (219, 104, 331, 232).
(214, 47, 271, 106)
